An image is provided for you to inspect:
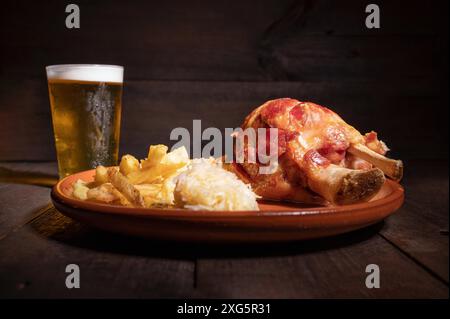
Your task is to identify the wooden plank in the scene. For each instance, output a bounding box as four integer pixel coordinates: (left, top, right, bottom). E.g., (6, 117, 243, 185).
(0, 162, 57, 238)
(259, 1, 448, 81)
(0, 183, 447, 298)
(194, 160, 449, 298)
(0, 79, 446, 161)
(0, 162, 194, 298)
(380, 160, 449, 282)
(0, 0, 447, 80)
(0, 0, 291, 81)
(0, 207, 195, 298)
(261, 0, 448, 37)
(194, 227, 448, 298)
(259, 36, 439, 81)
(0, 161, 447, 297)
(0, 34, 443, 82)
(0, 162, 58, 187)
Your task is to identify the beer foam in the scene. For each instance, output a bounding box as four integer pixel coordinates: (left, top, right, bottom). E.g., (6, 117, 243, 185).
(46, 64, 123, 83)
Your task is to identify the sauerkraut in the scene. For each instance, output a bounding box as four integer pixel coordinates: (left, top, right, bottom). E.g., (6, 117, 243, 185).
(174, 159, 259, 211)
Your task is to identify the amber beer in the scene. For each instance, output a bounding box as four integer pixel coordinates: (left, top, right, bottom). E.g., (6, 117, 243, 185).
(46, 65, 123, 177)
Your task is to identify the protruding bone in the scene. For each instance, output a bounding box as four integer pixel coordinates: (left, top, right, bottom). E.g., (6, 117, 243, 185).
(224, 162, 326, 206)
(306, 164, 385, 205)
(348, 143, 403, 181)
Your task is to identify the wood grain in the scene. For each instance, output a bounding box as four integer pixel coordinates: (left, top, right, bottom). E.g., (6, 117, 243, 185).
(1, 0, 447, 80)
(0, 0, 447, 161)
(380, 160, 449, 283)
(0, 208, 195, 298)
(0, 0, 291, 81)
(191, 160, 448, 298)
(0, 162, 57, 238)
(0, 79, 446, 161)
(0, 0, 448, 299)
(0, 161, 448, 298)
(0, 194, 447, 298)
(193, 228, 448, 298)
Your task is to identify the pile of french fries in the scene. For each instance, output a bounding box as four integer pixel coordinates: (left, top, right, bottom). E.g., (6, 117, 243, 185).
(72, 145, 190, 207)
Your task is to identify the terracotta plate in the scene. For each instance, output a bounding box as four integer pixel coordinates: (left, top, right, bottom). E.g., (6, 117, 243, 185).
(51, 168, 404, 243)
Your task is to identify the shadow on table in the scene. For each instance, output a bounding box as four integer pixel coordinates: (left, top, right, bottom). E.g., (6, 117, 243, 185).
(29, 207, 384, 260)
(0, 166, 58, 187)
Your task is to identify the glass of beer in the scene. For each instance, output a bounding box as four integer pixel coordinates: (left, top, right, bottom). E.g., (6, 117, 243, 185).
(46, 64, 123, 177)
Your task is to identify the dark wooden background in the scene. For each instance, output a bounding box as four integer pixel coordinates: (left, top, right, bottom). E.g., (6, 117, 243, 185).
(0, 0, 448, 299)
(0, 0, 448, 161)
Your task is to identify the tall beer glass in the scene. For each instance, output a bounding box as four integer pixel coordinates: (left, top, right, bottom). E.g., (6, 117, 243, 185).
(46, 64, 123, 177)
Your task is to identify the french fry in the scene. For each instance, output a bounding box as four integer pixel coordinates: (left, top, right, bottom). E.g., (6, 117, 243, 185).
(134, 184, 163, 208)
(135, 184, 162, 197)
(162, 146, 189, 165)
(87, 183, 118, 203)
(110, 187, 133, 206)
(129, 146, 190, 184)
(72, 179, 89, 200)
(119, 154, 140, 176)
(127, 162, 187, 184)
(87, 182, 132, 206)
(141, 144, 168, 169)
(71, 145, 191, 208)
(107, 167, 145, 207)
(94, 165, 108, 185)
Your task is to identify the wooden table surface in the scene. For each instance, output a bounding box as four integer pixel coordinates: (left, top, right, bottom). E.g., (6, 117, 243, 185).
(0, 160, 448, 298)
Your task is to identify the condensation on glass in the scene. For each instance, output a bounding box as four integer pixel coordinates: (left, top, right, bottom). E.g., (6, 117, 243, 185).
(46, 64, 123, 177)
